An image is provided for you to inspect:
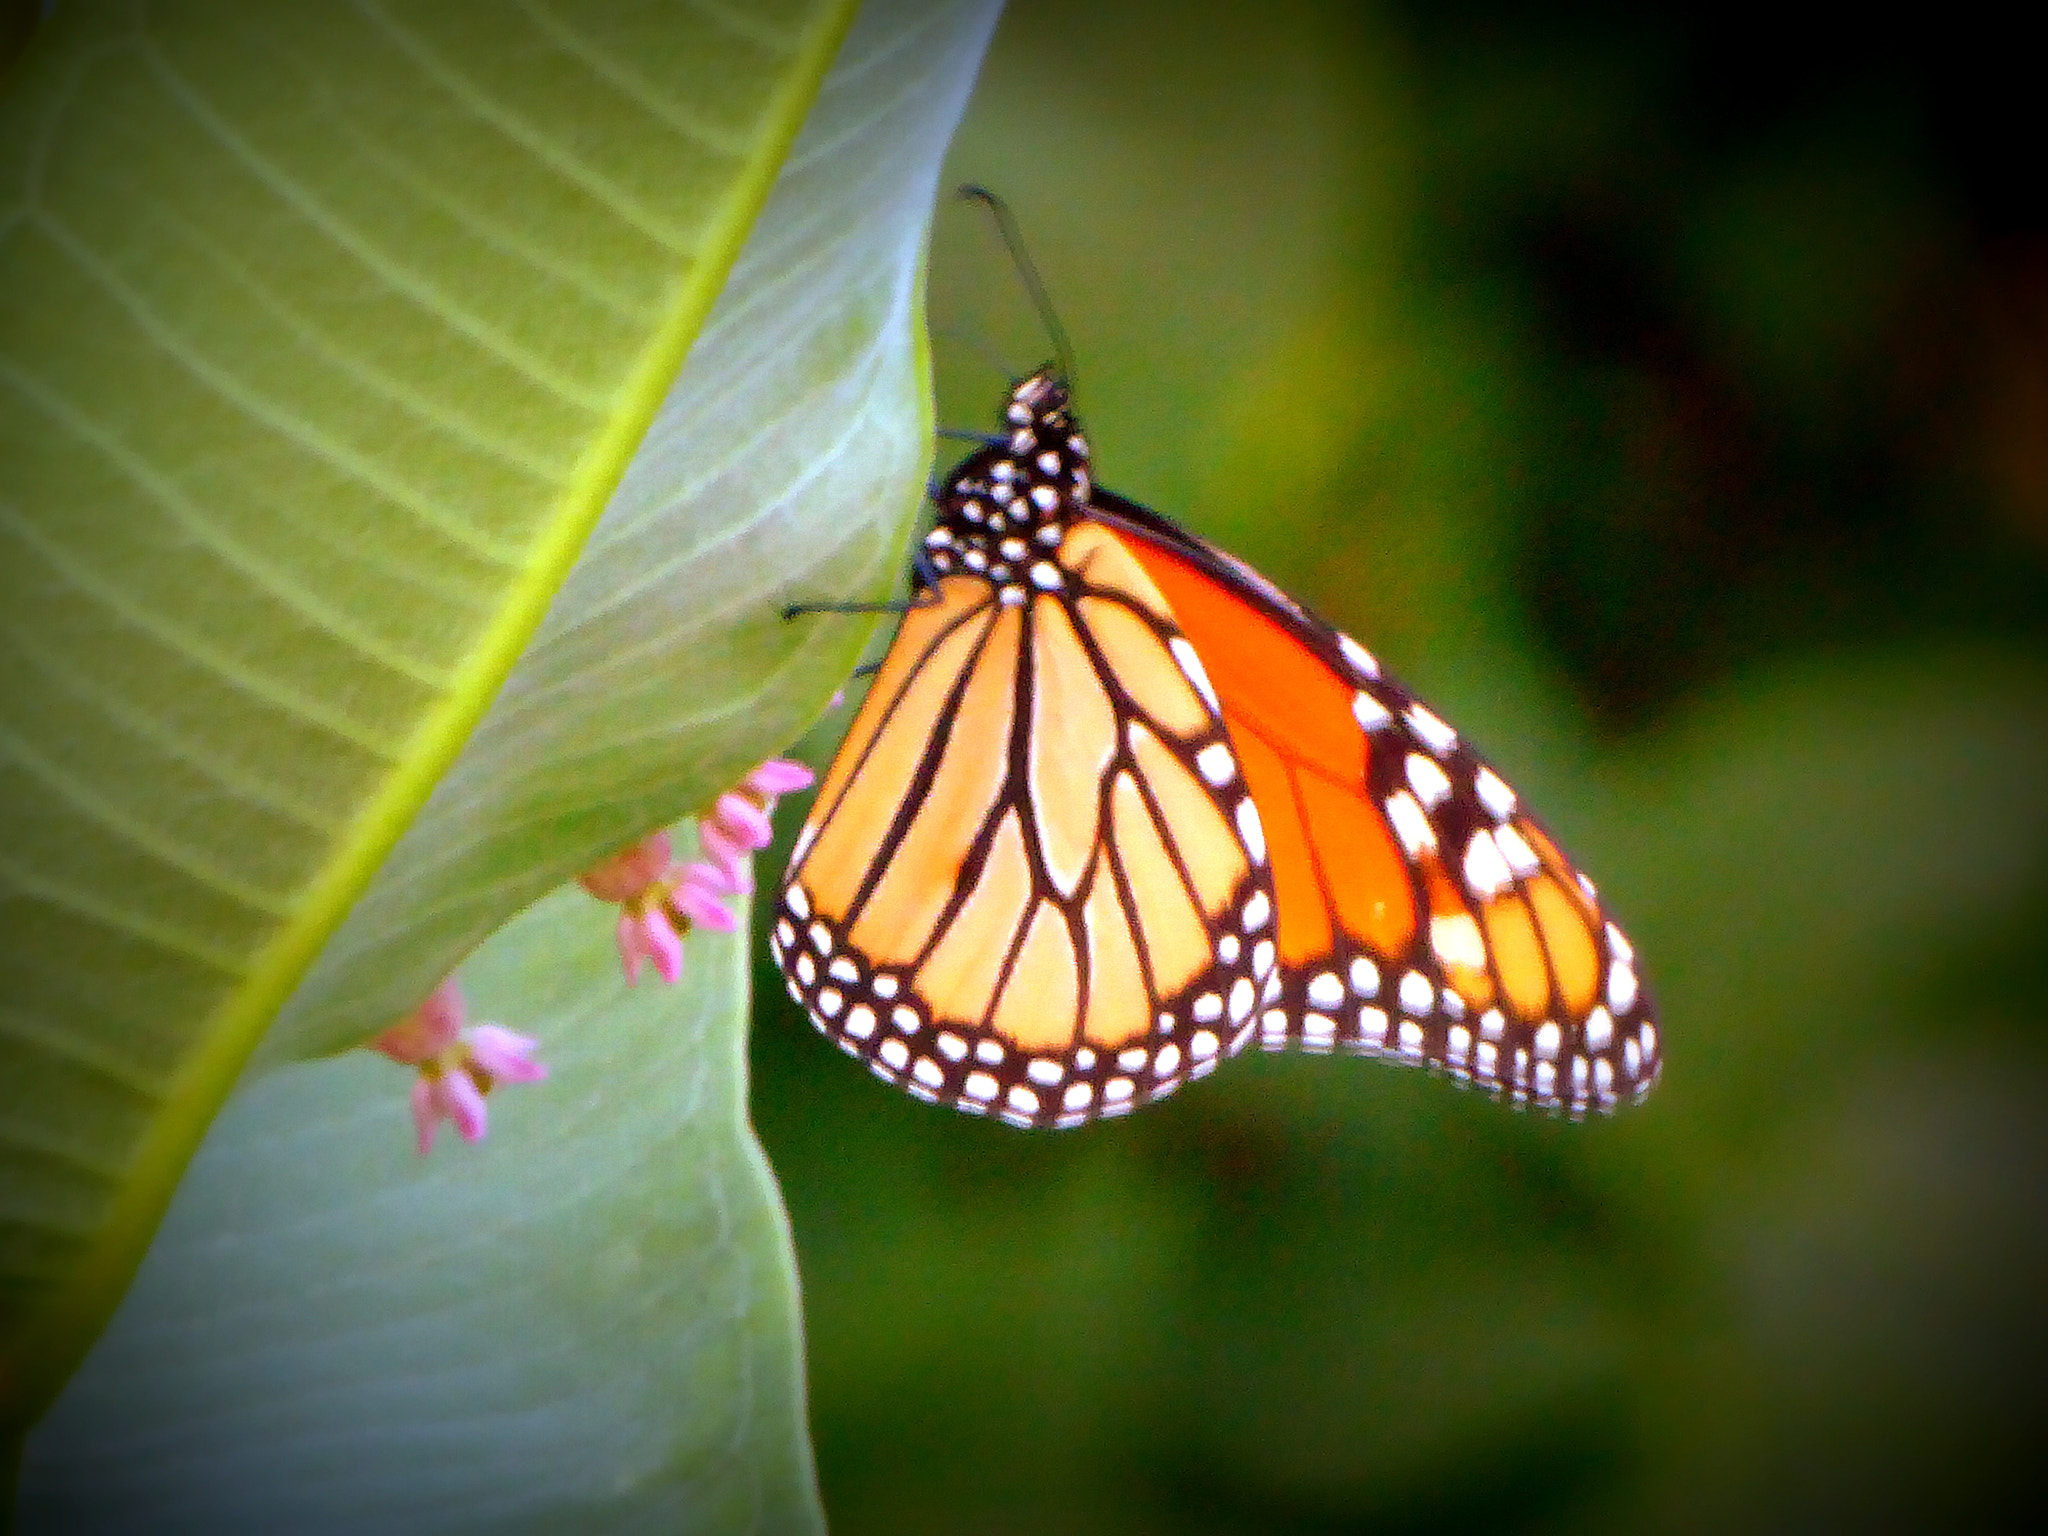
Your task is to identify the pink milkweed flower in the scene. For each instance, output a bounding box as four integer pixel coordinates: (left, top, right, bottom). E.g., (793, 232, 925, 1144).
(577, 765, 815, 991)
(613, 902, 685, 987)
(697, 758, 816, 891)
(580, 831, 742, 986)
(579, 759, 814, 983)
(671, 861, 742, 931)
(745, 759, 818, 797)
(372, 979, 547, 1155)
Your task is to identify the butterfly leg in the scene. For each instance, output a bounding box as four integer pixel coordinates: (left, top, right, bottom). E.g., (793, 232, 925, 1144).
(781, 546, 945, 621)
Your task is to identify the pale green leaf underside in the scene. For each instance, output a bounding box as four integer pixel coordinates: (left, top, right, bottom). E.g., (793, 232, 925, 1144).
(0, 0, 999, 1431)
(20, 880, 823, 1535)
(263, 0, 1005, 1067)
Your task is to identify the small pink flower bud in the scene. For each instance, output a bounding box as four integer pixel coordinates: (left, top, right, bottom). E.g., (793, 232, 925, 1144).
(578, 831, 675, 904)
(428, 1067, 490, 1148)
(577, 756, 809, 985)
(744, 759, 816, 798)
(695, 819, 750, 892)
(466, 1025, 548, 1085)
(691, 857, 747, 898)
(375, 981, 547, 1155)
(672, 864, 739, 933)
(710, 792, 774, 850)
(616, 905, 685, 985)
(580, 847, 743, 985)
(372, 978, 464, 1065)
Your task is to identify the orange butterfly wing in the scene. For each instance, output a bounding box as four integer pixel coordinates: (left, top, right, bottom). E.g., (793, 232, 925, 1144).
(779, 369, 1658, 1124)
(1098, 498, 1660, 1113)
(776, 414, 1280, 1126)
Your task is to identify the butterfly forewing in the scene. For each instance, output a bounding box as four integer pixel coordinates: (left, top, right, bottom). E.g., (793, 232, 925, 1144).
(1101, 503, 1661, 1115)
(776, 384, 1278, 1127)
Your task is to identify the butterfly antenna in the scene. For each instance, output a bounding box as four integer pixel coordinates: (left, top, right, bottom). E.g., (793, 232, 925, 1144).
(957, 184, 1078, 397)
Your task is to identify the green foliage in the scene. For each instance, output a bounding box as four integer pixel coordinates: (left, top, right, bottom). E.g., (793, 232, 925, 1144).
(23, 885, 821, 1534)
(4, 0, 1004, 1518)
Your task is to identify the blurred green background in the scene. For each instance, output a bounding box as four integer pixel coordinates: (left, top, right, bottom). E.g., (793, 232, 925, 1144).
(754, 2, 2048, 1530)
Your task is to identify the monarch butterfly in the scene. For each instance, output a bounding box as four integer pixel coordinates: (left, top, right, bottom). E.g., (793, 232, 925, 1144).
(773, 372, 1659, 1130)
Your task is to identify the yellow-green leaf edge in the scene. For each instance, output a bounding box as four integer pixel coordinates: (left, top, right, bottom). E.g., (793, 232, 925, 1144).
(0, 0, 861, 1437)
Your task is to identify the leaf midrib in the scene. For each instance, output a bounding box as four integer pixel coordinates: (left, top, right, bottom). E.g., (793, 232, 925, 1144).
(0, 0, 863, 1434)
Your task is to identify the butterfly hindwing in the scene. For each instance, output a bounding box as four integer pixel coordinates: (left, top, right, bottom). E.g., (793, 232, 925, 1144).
(777, 412, 1278, 1127)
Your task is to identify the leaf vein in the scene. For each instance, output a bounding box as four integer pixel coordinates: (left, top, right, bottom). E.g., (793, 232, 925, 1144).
(0, 721, 301, 916)
(516, 0, 758, 158)
(0, 1129, 132, 1188)
(684, 0, 803, 53)
(0, 858, 257, 976)
(128, 183, 580, 492)
(33, 211, 531, 579)
(137, 37, 615, 411)
(302, 69, 664, 326)
(3, 623, 344, 835)
(0, 497, 407, 759)
(0, 358, 464, 691)
(349, 0, 701, 255)
(0, 1008, 171, 1101)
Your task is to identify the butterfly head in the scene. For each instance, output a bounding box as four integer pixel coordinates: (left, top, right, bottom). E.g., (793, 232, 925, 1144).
(924, 370, 1095, 592)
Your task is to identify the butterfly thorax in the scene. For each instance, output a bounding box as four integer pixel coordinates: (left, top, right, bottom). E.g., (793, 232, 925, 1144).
(923, 372, 1092, 604)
